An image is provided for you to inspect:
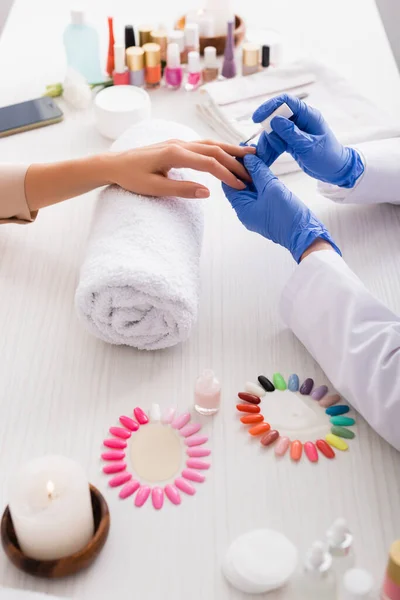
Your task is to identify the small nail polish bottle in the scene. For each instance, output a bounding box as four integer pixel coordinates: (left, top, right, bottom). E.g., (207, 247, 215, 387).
(143, 42, 162, 89)
(112, 43, 129, 85)
(183, 23, 199, 64)
(185, 51, 202, 91)
(221, 20, 236, 79)
(382, 540, 400, 600)
(194, 369, 221, 415)
(326, 518, 355, 580)
(165, 43, 183, 89)
(126, 46, 145, 87)
(297, 542, 337, 600)
(242, 42, 260, 76)
(202, 46, 219, 83)
(168, 29, 186, 64)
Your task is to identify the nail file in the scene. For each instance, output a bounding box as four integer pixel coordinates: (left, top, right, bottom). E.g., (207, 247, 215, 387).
(243, 102, 294, 144)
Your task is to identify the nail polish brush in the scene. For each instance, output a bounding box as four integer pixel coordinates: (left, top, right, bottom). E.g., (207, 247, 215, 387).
(243, 102, 294, 144)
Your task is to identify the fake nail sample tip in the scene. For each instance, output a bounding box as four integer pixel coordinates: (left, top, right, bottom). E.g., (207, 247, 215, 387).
(186, 459, 210, 470)
(236, 404, 261, 413)
(161, 406, 177, 424)
(103, 462, 126, 474)
(187, 447, 211, 457)
(101, 450, 125, 461)
(316, 439, 335, 459)
(165, 484, 181, 505)
(240, 414, 264, 424)
(109, 473, 132, 487)
(331, 425, 355, 439)
(326, 433, 348, 451)
(238, 392, 261, 405)
(273, 372, 287, 391)
(135, 486, 151, 507)
(179, 423, 201, 437)
(185, 435, 208, 447)
(300, 378, 314, 394)
(152, 487, 164, 510)
(310, 385, 328, 400)
(109, 426, 131, 439)
(119, 416, 139, 431)
(325, 405, 350, 416)
(245, 381, 266, 397)
(103, 438, 127, 449)
(258, 375, 275, 392)
(182, 468, 205, 482)
(248, 422, 270, 436)
(304, 441, 318, 463)
(133, 407, 149, 425)
(119, 480, 140, 499)
(290, 440, 303, 461)
(171, 412, 191, 430)
(319, 393, 340, 408)
(150, 403, 161, 422)
(275, 436, 290, 456)
(260, 430, 279, 446)
(175, 478, 196, 495)
(288, 374, 299, 391)
(330, 416, 355, 427)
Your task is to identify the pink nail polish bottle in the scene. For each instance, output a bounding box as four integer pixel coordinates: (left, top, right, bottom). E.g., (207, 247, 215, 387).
(165, 43, 183, 90)
(112, 43, 129, 85)
(382, 540, 400, 600)
(194, 369, 221, 415)
(185, 51, 202, 91)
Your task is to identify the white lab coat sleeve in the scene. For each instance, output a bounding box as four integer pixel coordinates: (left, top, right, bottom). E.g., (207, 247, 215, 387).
(280, 250, 400, 450)
(318, 138, 400, 205)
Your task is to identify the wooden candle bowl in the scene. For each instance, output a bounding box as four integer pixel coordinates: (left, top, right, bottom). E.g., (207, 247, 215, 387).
(175, 14, 245, 55)
(0, 484, 110, 578)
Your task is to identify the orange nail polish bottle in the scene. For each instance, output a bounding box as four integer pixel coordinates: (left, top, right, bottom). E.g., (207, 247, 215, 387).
(143, 42, 162, 89)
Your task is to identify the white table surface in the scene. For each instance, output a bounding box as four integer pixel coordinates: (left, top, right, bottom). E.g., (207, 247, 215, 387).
(1, 0, 400, 598)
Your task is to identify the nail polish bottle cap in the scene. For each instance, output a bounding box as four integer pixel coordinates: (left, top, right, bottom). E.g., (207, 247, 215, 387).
(242, 42, 260, 67)
(126, 46, 144, 71)
(114, 44, 126, 73)
(342, 569, 375, 600)
(70, 8, 84, 25)
(188, 50, 200, 73)
(125, 25, 136, 49)
(142, 42, 161, 67)
(150, 30, 168, 55)
(167, 43, 181, 68)
(262, 44, 270, 67)
(168, 30, 185, 52)
(204, 46, 218, 68)
(185, 23, 199, 47)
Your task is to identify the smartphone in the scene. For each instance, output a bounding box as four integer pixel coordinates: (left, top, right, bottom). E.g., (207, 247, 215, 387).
(0, 96, 63, 138)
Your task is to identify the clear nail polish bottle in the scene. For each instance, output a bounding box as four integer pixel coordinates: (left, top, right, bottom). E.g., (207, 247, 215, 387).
(185, 51, 202, 91)
(164, 43, 183, 89)
(194, 369, 221, 415)
(297, 541, 337, 600)
(242, 42, 260, 76)
(327, 518, 355, 580)
(202, 46, 219, 83)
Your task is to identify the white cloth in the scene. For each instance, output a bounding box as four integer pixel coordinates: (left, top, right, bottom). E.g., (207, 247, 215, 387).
(198, 61, 400, 176)
(0, 591, 65, 600)
(75, 120, 205, 350)
(281, 138, 400, 450)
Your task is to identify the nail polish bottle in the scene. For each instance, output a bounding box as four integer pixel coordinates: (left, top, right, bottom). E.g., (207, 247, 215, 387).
(112, 44, 129, 85)
(183, 23, 199, 64)
(297, 542, 337, 600)
(326, 518, 355, 580)
(342, 568, 375, 600)
(262, 44, 270, 68)
(138, 25, 152, 46)
(165, 43, 183, 89)
(106, 16, 115, 77)
(382, 540, 400, 600)
(150, 30, 168, 69)
(168, 30, 186, 64)
(126, 46, 145, 87)
(185, 51, 202, 91)
(242, 42, 260, 76)
(221, 20, 236, 79)
(202, 46, 219, 83)
(194, 369, 221, 415)
(143, 42, 162, 89)
(125, 25, 136, 49)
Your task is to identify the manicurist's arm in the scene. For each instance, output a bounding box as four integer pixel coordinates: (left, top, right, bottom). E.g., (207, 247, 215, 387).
(0, 140, 256, 223)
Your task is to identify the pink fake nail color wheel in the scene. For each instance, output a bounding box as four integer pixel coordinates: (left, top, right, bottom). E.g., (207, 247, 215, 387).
(182, 469, 205, 483)
(304, 441, 319, 463)
(103, 462, 126, 474)
(119, 480, 140, 499)
(172, 412, 191, 430)
(134, 407, 149, 425)
(187, 447, 211, 458)
(185, 434, 208, 447)
(179, 423, 201, 437)
(175, 478, 196, 495)
(109, 426, 131, 439)
(164, 484, 181, 505)
(101, 450, 125, 461)
(109, 473, 132, 487)
(104, 438, 127, 449)
(274, 436, 290, 457)
(119, 415, 139, 431)
(152, 487, 164, 510)
(186, 459, 210, 470)
(135, 486, 151, 507)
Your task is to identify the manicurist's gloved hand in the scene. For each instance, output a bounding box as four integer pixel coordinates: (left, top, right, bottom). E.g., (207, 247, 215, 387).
(253, 94, 364, 188)
(222, 153, 341, 263)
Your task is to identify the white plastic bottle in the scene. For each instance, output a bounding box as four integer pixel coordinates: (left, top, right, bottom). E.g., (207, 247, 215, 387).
(327, 518, 355, 579)
(297, 541, 337, 600)
(342, 568, 375, 599)
(63, 9, 103, 84)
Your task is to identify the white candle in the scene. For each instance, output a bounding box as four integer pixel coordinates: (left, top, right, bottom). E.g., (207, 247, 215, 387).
(9, 455, 94, 560)
(203, 0, 234, 36)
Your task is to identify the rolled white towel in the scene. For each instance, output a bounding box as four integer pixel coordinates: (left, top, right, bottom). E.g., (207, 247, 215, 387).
(75, 120, 205, 350)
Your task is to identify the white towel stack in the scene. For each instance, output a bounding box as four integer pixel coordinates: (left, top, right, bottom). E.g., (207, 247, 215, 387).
(75, 120, 206, 350)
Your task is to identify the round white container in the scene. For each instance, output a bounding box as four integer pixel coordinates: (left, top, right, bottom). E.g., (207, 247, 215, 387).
(94, 86, 151, 140)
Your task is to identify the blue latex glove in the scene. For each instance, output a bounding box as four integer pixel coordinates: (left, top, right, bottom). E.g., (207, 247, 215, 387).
(253, 94, 364, 188)
(222, 153, 341, 263)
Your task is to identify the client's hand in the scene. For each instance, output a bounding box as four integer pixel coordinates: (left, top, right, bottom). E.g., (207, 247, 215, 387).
(222, 153, 341, 263)
(107, 139, 256, 198)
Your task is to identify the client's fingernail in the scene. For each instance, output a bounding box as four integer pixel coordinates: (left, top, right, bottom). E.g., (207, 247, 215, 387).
(195, 188, 210, 198)
(237, 180, 246, 189)
(247, 146, 256, 153)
